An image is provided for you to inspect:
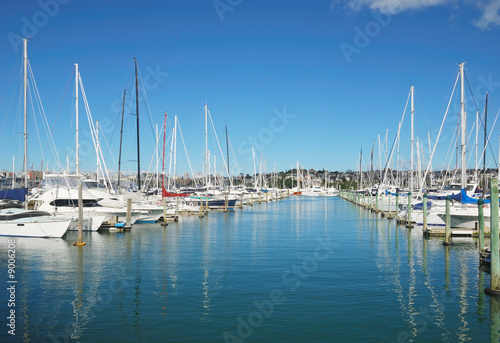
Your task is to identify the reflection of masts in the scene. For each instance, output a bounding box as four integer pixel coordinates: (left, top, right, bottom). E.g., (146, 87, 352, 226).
(406, 230, 418, 340)
(457, 258, 470, 339)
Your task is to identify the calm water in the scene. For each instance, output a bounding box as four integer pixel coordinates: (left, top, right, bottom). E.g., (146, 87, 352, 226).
(0, 197, 498, 342)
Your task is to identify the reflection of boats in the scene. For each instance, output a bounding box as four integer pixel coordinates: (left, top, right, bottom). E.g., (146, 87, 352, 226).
(0, 208, 71, 238)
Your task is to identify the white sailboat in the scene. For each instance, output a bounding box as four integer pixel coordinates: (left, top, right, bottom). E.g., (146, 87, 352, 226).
(0, 39, 71, 238)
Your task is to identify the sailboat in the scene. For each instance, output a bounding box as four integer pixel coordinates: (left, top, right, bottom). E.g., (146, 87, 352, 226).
(0, 39, 71, 238)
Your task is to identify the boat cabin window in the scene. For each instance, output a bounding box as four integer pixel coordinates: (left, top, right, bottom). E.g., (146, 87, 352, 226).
(444, 184, 462, 191)
(49, 199, 100, 207)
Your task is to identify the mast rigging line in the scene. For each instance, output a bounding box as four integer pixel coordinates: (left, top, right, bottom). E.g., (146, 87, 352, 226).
(27, 61, 63, 173)
(380, 89, 411, 187)
(418, 71, 460, 197)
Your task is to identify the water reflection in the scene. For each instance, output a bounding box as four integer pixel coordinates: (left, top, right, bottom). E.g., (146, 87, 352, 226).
(490, 296, 500, 342)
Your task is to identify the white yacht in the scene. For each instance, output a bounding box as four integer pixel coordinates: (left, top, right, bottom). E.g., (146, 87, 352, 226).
(0, 209, 71, 238)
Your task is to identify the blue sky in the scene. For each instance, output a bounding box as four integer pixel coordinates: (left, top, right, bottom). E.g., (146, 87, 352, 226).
(0, 0, 499, 177)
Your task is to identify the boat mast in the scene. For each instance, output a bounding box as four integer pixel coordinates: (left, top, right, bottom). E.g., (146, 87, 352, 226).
(162, 112, 167, 195)
(225, 125, 230, 193)
(75, 63, 79, 176)
(359, 149, 362, 190)
(483, 93, 488, 185)
(23, 39, 28, 188)
(460, 62, 466, 189)
(370, 139, 374, 187)
(117, 89, 126, 190)
(156, 123, 159, 190)
(96, 120, 100, 183)
(410, 85, 414, 192)
(134, 58, 141, 191)
(204, 103, 208, 187)
(475, 110, 479, 184)
(173, 115, 178, 189)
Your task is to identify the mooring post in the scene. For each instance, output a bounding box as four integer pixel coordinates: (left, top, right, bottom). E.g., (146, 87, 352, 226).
(406, 192, 413, 228)
(125, 197, 132, 229)
(486, 178, 500, 296)
(239, 194, 243, 209)
(198, 197, 204, 218)
(396, 193, 399, 222)
(423, 193, 428, 231)
(250, 193, 254, 206)
(161, 197, 168, 226)
(478, 198, 485, 253)
(443, 195, 453, 245)
(74, 182, 86, 246)
(224, 194, 228, 212)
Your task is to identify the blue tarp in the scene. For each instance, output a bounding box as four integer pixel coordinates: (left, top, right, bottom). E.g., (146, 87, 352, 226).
(0, 188, 27, 202)
(427, 192, 462, 201)
(460, 189, 490, 204)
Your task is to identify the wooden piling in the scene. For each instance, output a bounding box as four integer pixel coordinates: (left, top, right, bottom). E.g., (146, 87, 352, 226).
(478, 198, 485, 253)
(406, 192, 413, 228)
(423, 193, 428, 231)
(125, 197, 132, 230)
(486, 178, 500, 296)
(161, 197, 168, 226)
(443, 195, 453, 245)
(74, 182, 86, 246)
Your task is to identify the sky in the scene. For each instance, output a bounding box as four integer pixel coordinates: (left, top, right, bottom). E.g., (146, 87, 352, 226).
(0, 0, 499, 178)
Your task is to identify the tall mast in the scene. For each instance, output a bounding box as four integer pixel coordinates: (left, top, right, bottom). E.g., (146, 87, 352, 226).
(428, 132, 432, 187)
(475, 110, 479, 184)
(359, 149, 363, 190)
(225, 125, 230, 193)
(75, 63, 79, 176)
(204, 103, 208, 187)
(23, 39, 28, 188)
(156, 123, 159, 189)
(483, 93, 489, 175)
(460, 62, 466, 189)
(370, 139, 374, 186)
(410, 85, 414, 192)
(134, 58, 141, 191)
(117, 89, 126, 190)
(96, 120, 100, 183)
(161, 113, 167, 195)
(173, 115, 178, 189)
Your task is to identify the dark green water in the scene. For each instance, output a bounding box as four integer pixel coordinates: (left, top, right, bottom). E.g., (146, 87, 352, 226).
(0, 197, 498, 342)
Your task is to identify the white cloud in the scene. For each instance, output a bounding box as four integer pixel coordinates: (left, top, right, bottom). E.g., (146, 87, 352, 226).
(331, 0, 453, 14)
(472, 0, 500, 30)
(331, 0, 500, 29)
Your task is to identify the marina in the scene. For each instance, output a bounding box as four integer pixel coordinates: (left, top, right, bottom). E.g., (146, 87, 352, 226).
(2, 1, 500, 342)
(1, 196, 500, 342)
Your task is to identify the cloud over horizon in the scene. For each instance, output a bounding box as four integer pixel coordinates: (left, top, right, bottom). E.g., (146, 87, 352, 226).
(331, 0, 500, 30)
